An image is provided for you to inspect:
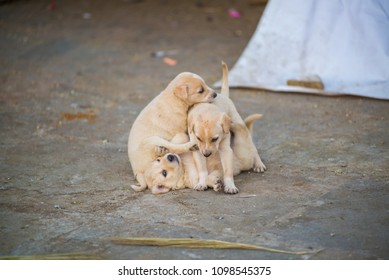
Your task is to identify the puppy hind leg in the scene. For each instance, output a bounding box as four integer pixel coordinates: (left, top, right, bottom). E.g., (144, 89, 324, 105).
(253, 153, 266, 173)
(219, 137, 239, 194)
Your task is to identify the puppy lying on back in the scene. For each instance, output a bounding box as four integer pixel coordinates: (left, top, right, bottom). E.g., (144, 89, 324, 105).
(144, 133, 223, 194)
(188, 62, 266, 194)
(128, 72, 217, 194)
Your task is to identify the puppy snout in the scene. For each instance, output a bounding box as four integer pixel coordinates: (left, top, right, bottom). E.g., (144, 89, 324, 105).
(203, 151, 212, 157)
(167, 154, 178, 162)
(212, 91, 217, 98)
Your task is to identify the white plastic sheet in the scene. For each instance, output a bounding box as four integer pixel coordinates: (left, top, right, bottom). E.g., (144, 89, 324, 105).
(221, 0, 389, 100)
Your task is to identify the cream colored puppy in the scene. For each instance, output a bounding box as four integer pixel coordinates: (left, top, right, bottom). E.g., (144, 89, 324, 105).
(188, 103, 236, 193)
(143, 133, 223, 194)
(188, 62, 266, 194)
(128, 72, 217, 193)
(142, 152, 185, 195)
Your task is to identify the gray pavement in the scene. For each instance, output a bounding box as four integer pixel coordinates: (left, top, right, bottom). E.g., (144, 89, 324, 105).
(0, 0, 388, 259)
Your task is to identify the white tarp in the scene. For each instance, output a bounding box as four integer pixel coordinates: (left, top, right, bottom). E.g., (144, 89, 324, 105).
(221, 0, 389, 100)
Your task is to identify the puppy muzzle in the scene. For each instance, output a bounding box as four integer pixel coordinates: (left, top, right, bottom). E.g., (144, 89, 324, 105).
(207, 90, 217, 102)
(202, 151, 212, 157)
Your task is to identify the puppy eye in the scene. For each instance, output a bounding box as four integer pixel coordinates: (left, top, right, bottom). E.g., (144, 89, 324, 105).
(198, 87, 204, 94)
(196, 136, 202, 142)
(211, 137, 219, 142)
(157, 159, 160, 162)
(162, 170, 167, 177)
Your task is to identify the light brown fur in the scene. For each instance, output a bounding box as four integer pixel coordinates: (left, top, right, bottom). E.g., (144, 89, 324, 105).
(147, 112, 264, 194)
(132, 63, 266, 195)
(188, 62, 266, 194)
(143, 133, 223, 194)
(188, 102, 237, 193)
(128, 72, 217, 193)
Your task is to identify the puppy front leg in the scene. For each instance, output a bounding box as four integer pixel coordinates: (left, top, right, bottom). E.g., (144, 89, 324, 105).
(145, 136, 197, 155)
(219, 136, 239, 194)
(192, 150, 208, 191)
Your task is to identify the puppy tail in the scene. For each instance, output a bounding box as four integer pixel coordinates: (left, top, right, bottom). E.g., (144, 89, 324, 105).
(221, 61, 229, 97)
(131, 184, 147, 192)
(244, 114, 263, 133)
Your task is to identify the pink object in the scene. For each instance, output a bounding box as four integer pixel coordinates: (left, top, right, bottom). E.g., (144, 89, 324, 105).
(47, 1, 57, 10)
(228, 8, 241, 18)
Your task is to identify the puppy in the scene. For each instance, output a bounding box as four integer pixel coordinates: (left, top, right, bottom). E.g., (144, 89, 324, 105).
(143, 133, 223, 194)
(188, 102, 237, 193)
(188, 62, 266, 194)
(128, 72, 217, 193)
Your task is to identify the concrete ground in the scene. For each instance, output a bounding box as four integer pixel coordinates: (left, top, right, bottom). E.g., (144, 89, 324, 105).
(0, 0, 388, 260)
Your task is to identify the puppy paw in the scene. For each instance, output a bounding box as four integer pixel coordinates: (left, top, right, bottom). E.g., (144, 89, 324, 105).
(194, 183, 208, 191)
(254, 162, 266, 173)
(155, 145, 168, 156)
(253, 157, 267, 173)
(189, 144, 199, 152)
(131, 184, 147, 192)
(212, 180, 224, 192)
(224, 183, 239, 194)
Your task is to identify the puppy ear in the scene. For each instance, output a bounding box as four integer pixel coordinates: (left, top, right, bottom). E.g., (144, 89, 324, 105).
(188, 115, 200, 137)
(151, 184, 170, 194)
(189, 122, 195, 136)
(230, 122, 242, 133)
(220, 113, 231, 134)
(174, 85, 189, 100)
(176, 175, 185, 189)
(143, 167, 154, 188)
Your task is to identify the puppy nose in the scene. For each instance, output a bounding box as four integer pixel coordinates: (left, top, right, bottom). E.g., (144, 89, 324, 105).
(212, 92, 217, 98)
(167, 154, 178, 162)
(203, 151, 212, 157)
